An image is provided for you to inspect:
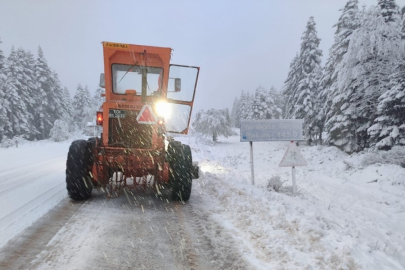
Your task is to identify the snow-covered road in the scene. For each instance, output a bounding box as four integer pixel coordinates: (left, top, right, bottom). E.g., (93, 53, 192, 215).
(0, 141, 69, 249)
(0, 134, 404, 269)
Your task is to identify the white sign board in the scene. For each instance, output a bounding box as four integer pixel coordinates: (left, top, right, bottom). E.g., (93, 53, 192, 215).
(240, 119, 303, 142)
(279, 142, 307, 167)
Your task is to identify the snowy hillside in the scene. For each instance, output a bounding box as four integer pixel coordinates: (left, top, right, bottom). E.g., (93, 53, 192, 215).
(179, 132, 405, 269)
(0, 132, 404, 269)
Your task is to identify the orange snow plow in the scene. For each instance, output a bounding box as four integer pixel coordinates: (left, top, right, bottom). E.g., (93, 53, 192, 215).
(66, 42, 199, 202)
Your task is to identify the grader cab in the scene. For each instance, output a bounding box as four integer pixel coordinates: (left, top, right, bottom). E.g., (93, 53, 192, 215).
(66, 42, 199, 202)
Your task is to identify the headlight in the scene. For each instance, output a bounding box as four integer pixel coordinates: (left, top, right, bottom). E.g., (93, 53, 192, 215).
(155, 101, 171, 119)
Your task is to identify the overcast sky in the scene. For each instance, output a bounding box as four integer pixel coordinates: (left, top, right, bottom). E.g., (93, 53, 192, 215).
(1, 0, 405, 112)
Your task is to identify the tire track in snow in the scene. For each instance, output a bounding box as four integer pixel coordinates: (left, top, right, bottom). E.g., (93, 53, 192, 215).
(0, 199, 87, 270)
(0, 155, 66, 184)
(0, 180, 66, 248)
(0, 162, 65, 195)
(0, 181, 65, 224)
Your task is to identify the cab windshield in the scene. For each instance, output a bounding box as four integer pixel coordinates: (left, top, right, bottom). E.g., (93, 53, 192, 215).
(112, 64, 163, 96)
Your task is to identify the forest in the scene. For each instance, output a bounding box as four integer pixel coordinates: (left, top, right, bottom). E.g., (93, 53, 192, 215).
(220, 0, 405, 153)
(0, 41, 103, 145)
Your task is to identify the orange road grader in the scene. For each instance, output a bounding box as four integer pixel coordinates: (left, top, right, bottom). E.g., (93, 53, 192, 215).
(66, 42, 199, 202)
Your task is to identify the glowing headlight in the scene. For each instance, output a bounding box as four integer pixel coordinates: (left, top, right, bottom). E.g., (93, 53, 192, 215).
(155, 101, 171, 119)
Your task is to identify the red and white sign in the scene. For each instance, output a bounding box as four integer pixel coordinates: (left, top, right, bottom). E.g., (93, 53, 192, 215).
(279, 141, 307, 167)
(136, 105, 157, 124)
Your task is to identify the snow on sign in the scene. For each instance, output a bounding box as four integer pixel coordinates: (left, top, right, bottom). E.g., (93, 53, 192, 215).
(240, 119, 303, 142)
(279, 141, 307, 167)
(136, 105, 157, 124)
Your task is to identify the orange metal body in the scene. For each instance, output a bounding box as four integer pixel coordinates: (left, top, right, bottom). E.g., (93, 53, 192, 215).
(91, 42, 193, 189)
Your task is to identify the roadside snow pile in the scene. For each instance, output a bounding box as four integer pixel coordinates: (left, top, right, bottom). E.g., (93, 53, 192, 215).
(0, 135, 30, 148)
(177, 134, 405, 270)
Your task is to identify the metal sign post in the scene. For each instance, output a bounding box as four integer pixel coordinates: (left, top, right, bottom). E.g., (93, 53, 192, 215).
(279, 141, 307, 196)
(249, 141, 255, 185)
(292, 166, 296, 196)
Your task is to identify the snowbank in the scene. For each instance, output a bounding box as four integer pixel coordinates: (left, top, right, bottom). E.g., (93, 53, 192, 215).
(178, 133, 405, 269)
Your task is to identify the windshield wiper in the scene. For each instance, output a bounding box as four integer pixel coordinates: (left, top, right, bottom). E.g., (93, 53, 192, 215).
(118, 63, 138, 83)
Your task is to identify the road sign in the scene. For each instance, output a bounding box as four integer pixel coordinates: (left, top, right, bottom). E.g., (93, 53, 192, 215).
(279, 141, 307, 196)
(136, 105, 157, 124)
(240, 119, 303, 142)
(279, 141, 307, 167)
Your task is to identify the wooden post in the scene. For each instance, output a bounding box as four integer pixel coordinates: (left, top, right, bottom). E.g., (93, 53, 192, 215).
(250, 141, 255, 185)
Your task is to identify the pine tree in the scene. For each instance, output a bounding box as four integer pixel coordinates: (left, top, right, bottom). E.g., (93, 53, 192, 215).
(252, 86, 283, 120)
(379, 0, 398, 22)
(0, 37, 10, 141)
(51, 72, 71, 123)
(192, 108, 234, 141)
(368, 61, 405, 149)
(92, 87, 105, 110)
(72, 84, 91, 130)
(4, 47, 30, 138)
(282, 54, 300, 119)
(238, 91, 254, 121)
(268, 86, 283, 119)
(295, 17, 323, 145)
(230, 96, 239, 127)
(322, 0, 360, 147)
(329, 4, 403, 153)
(35, 46, 53, 139)
(61, 87, 74, 130)
(16, 49, 39, 139)
(401, 6, 405, 39)
(252, 86, 269, 119)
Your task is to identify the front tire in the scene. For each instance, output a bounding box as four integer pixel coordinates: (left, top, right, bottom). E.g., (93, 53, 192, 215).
(167, 142, 192, 202)
(66, 140, 93, 200)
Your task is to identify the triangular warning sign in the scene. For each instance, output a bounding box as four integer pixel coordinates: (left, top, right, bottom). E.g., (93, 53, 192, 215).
(279, 141, 307, 167)
(136, 105, 157, 124)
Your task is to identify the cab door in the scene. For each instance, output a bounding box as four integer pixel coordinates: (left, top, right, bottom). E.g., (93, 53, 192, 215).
(164, 64, 199, 134)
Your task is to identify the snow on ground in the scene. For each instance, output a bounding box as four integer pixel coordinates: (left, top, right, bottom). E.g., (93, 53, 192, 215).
(177, 132, 405, 269)
(0, 135, 86, 248)
(0, 131, 404, 269)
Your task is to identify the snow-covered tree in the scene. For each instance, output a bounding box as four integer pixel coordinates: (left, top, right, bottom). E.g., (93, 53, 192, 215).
(379, 0, 398, 22)
(321, 0, 360, 147)
(192, 108, 234, 141)
(35, 46, 54, 139)
(368, 61, 405, 149)
(4, 47, 30, 138)
(51, 72, 72, 124)
(0, 37, 10, 141)
(238, 91, 254, 121)
(230, 90, 253, 127)
(252, 86, 283, 120)
(294, 17, 323, 145)
(61, 87, 74, 131)
(72, 84, 91, 129)
(92, 87, 105, 110)
(16, 49, 40, 139)
(328, 4, 403, 152)
(252, 86, 269, 119)
(230, 97, 239, 127)
(49, 119, 70, 142)
(268, 86, 284, 119)
(282, 54, 300, 119)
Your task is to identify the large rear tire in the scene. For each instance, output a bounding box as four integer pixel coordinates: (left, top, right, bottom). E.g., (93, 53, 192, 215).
(66, 140, 93, 201)
(167, 141, 192, 202)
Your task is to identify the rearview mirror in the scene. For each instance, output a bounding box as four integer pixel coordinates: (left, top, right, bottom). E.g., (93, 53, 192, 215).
(100, 73, 105, 88)
(175, 78, 181, 92)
